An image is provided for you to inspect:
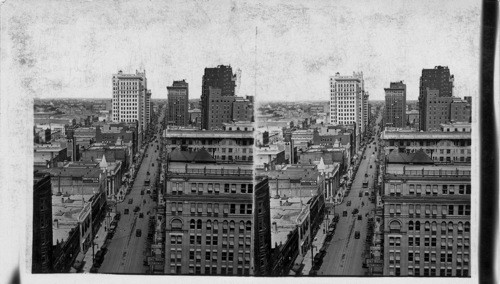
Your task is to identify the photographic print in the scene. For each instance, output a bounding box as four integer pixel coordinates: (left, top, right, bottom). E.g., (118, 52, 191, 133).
(0, 0, 483, 283)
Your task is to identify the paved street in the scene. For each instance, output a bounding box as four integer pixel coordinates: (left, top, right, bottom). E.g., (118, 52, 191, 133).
(318, 111, 383, 276)
(99, 107, 165, 274)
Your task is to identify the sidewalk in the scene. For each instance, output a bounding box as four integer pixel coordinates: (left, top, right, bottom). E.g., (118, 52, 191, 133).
(301, 218, 330, 275)
(82, 213, 115, 273)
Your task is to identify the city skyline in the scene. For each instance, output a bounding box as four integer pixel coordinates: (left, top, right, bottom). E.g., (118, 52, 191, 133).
(1, 0, 479, 102)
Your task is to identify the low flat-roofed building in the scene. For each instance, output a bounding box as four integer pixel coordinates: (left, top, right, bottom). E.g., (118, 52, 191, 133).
(163, 129, 254, 164)
(255, 145, 286, 170)
(440, 122, 471, 132)
(381, 130, 471, 164)
(34, 144, 68, 167)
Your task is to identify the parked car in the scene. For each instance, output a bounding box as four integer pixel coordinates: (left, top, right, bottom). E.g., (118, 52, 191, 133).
(358, 215, 362, 221)
(134, 206, 140, 213)
(343, 210, 348, 217)
(354, 231, 360, 239)
(139, 213, 144, 218)
(136, 229, 142, 237)
(352, 208, 359, 215)
(124, 209, 129, 215)
(114, 212, 121, 220)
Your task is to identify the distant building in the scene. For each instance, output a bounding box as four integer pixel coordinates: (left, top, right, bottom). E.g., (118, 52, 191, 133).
(32, 172, 54, 273)
(255, 145, 286, 170)
(406, 110, 420, 129)
(112, 70, 151, 143)
(329, 72, 368, 144)
(382, 151, 470, 277)
(420, 90, 471, 131)
(418, 66, 454, 130)
(167, 80, 189, 127)
(384, 81, 407, 128)
(188, 108, 201, 127)
(201, 65, 236, 130)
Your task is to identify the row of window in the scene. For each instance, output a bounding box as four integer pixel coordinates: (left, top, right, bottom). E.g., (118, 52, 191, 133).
(406, 236, 470, 248)
(388, 204, 471, 216)
(388, 266, 469, 277)
(388, 184, 471, 195)
(169, 203, 253, 216)
(171, 183, 253, 195)
(169, 265, 250, 276)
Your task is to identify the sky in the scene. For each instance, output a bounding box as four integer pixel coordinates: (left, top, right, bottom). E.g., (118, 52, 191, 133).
(1, 0, 481, 102)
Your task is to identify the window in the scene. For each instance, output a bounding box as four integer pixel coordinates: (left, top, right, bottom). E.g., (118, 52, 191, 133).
(416, 185, 422, 195)
(465, 205, 471, 215)
(224, 184, 230, 193)
(231, 184, 236, 193)
(409, 204, 414, 216)
(448, 205, 454, 215)
(207, 203, 212, 215)
(197, 203, 203, 215)
(239, 204, 245, 214)
(425, 185, 431, 195)
(198, 183, 203, 194)
(197, 219, 202, 230)
(214, 184, 220, 194)
(442, 185, 448, 194)
(230, 204, 236, 214)
(190, 219, 195, 229)
(248, 185, 253, 194)
(449, 185, 455, 194)
(415, 221, 421, 231)
(409, 184, 415, 194)
(240, 184, 246, 193)
(247, 204, 252, 214)
(191, 183, 197, 193)
(409, 221, 414, 231)
(208, 183, 213, 193)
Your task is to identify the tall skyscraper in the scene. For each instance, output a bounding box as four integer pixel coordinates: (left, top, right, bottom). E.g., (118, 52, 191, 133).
(201, 65, 237, 130)
(167, 80, 189, 126)
(111, 70, 151, 140)
(329, 72, 367, 149)
(384, 81, 407, 128)
(33, 172, 53, 273)
(418, 66, 454, 130)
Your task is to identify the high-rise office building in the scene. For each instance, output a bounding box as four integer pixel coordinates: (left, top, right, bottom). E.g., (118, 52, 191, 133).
(421, 89, 471, 131)
(329, 72, 367, 150)
(111, 70, 151, 141)
(167, 80, 189, 126)
(381, 151, 470, 277)
(33, 172, 53, 273)
(201, 65, 237, 130)
(384, 81, 407, 128)
(418, 66, 454, 130)
(163, 129, 270, 275)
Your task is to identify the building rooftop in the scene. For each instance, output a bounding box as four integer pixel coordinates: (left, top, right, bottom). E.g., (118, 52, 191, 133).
(270, 197, 311, 248)
(386, 163, 471, 177)
(51, 194, 93, 245)
(382, 131, 471, 140)
(164, 129, 253, 139)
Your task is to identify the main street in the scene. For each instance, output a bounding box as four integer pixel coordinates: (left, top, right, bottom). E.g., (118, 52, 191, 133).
(100, 106, 165, 274)
(318, 109, 383, 276)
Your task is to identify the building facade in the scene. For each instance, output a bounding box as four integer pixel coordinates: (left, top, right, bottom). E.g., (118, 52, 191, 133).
(33, 172, 54, 273)
(418, 66, 454, 131)
(111, 70, 151, 140)
(382, 158, 470, 277)
(384, 81, 407, 128)
(167, 80, 189, 127)
(201, 65, 237, 130)
(329, 72, 367, 149)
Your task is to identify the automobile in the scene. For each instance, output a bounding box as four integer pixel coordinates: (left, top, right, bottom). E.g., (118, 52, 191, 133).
(359, 192, 363, 197)
(136, 229, 142, 237)
(147, 171, 150, 175)
(146, 154, 148, 157)
(141, 190, 144, 195)
(343, 210, 348, 217)
(365, 173, 368, 177)
(134, 206, 140, 213)
(139, 213, 144, 218)
(152, 163, 154, 166)
(347, 201, 351, 206)
(128, 199, 133, 204)
(124, 208, 129, 215)
(352, 208, 359, 215)
(354, 231, 360, 239)
(370, 165, 373, 168)
(358, 215, 362, 220)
